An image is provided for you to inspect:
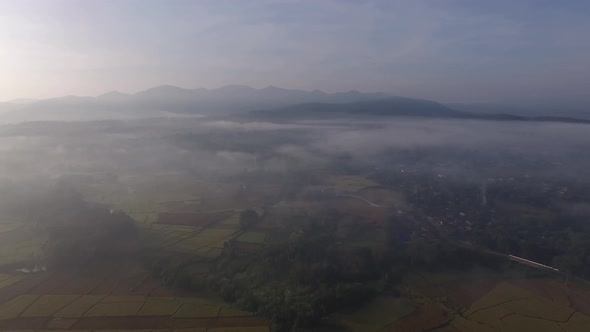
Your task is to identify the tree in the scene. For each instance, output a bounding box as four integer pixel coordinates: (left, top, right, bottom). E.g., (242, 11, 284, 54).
(44, 203, 138, 267)
(239, 209, 259, 228)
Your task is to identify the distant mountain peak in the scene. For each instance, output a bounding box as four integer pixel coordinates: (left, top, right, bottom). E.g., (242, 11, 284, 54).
(98, 91, 129, 98)
(136, 85, 192, 94)
(7, 98, 37, 104)
(214, 84, 257, 92)
(58, 95, 94, 101)
(153, 84, 185, 89)
(261, 85, 283, 91)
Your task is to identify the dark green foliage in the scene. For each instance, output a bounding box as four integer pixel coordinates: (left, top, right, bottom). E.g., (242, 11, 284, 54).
(210, 218, 388, 330)
(143, 254, 208, 289)
(239, 209, 259, 228)
(44, 206, 137, 266)
(34, 185, 138, 267)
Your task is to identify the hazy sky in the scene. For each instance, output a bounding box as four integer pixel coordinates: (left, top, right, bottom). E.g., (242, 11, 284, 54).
(1, 0, 589, 102)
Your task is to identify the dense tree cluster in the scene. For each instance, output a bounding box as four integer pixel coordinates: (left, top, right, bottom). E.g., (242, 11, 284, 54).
(8, 183, 139, 267)
(210, 219, 385, 330)
(208, 212, 503, 330)
(44, 205, 137, 267)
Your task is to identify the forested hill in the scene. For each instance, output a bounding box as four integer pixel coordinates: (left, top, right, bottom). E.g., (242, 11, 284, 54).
(3, 85, 589, 125)
(249, 97, 463, 118)
(245, 98, 590, 124)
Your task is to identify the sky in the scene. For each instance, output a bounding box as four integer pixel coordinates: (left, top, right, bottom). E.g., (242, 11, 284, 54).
(0, 0, 589, 103)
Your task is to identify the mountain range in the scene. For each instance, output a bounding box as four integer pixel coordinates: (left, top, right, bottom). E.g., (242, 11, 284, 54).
(0, 85, 588, 124)
(0, 85, 391, 123)
(245, 98, 590, 124)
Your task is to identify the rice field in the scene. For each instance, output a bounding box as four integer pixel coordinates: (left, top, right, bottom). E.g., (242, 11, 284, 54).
(137, 298, 182, 316)
(217, 213, 241, 227)
(0, 275, 27, 290)
(501, 315, 562, 332)
(333, 297, 415, 332)
(55, 295, 105, 318)
(328, 175, 377, 192)
(173, 303, 221, 318)
(156, 211, 233, 226)
(450, 315, 496, 332)
(0, 294, 39, 320)
(0, 236, 47, 267)
(218, 305, 252, 317)
(446, 280, 590, 332)
(19, 294, 79, 317)
(207, 327, 270, 332)
(0, 223, 22, 234)
(0, 284, 268, 330)
(84, 301, 145, 317)
(559, 312, 590, 332)
(385, 304, 452, 331)
(502, 296, 574, 321)
(464, 282, 537, 316)
(0, 176, 270, 331)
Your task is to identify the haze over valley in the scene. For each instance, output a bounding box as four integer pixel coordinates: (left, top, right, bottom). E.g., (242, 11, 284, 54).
(1, 1, 590, 331)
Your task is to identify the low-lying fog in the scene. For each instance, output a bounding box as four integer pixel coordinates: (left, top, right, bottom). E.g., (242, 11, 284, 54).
(1, 117, 589, 187)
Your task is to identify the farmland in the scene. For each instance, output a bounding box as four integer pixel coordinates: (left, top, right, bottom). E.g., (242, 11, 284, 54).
(1, 116, 590, 331)
(0, 271, 269, 331)
(2, 170, 589, 331)
(0, 171, 273, 331)
(333, 272, 590, 332)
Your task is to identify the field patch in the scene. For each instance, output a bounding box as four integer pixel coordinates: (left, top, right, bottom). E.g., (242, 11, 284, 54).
(160, 198, 202, 212)
(501, 296, 574, 321)
(20, 294, 79, 317)
(334, 296, 415, 331)
(559, 312, 590, 332)
(501, 314, 562, 332)
(444, 278, 499, 309)
(84, 301, 144, 317)
(403, 273, 446, 299)
(567, 290, 590, 316)
(218, 305, 252, 317)
(207, 327, 269, 332)
(0, 223, 21, 234)
(385, 304, 451, 331)
(0, 236, 46, 267)
(201, 248, 223, 258)
(468, 305, 513, 329)
(101, 295, 146, 303)
(156, 211, 234, 226)
(465, 282, 536, 316)
(357, 187, 409, 208)
(191, 228, 237, 247)
(218, 214, 240, 227)
(55, 295, 104, 318)
(0, 275, 27, 290)
(512, 278, 571, 308)
(449, 280, 580, 331)
(173, 303, 221, 318)
(328, 175, 377, 192)
(138, 298, 182, 316)
(450, 315, 496, 332)
(0, 294, 39, 320)
(44, 317, 79, 329)
(88, 278, 120, 295)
